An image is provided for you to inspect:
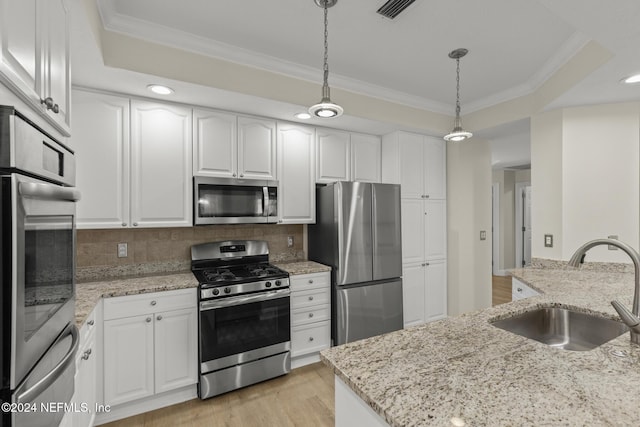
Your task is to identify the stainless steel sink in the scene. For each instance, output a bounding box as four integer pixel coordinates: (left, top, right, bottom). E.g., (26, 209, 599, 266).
(491, 307, 628, 351)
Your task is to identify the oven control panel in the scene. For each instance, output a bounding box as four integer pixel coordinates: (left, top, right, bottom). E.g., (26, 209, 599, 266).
(200, 277, 290, 300)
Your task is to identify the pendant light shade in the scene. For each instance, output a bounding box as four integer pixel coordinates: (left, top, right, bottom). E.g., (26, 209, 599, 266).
(309, 0, 343, 118)
(444, 48, 472, 142)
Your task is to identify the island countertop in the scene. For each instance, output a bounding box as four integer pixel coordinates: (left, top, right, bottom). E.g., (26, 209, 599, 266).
(320, 266, 640, 426)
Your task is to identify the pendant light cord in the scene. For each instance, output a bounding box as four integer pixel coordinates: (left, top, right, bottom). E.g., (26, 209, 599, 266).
(322, 2, 330, 100)
(455, 57, 461, 117)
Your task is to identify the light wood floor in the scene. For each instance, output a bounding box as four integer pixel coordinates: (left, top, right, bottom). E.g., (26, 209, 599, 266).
(102, 362, 334, 427)
(105, 281, 511, 427)
(492, 275, 512, 306)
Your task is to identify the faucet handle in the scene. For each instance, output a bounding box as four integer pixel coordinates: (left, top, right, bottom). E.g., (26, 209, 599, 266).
(611, 300, 640, 333)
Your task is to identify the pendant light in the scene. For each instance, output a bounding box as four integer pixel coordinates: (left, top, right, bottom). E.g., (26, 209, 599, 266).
(444, 48, 473, 142)
(309, 0, 343, 118)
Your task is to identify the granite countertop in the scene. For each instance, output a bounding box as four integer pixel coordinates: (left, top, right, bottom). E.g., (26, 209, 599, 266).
(74, 260, 330, 328)
(320, 266, 640, 426)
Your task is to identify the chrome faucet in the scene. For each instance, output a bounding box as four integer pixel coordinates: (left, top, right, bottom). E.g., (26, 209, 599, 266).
(568, 238, 640, 345)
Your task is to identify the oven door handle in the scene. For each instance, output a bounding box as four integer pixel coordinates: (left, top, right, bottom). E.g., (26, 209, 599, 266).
(17, 323, 79, 404)
(19, 182, 81, 202)
(200, 288, 290, 310)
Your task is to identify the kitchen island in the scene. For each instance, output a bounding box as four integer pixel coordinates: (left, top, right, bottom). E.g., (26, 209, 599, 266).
(320, 264, 640, 426)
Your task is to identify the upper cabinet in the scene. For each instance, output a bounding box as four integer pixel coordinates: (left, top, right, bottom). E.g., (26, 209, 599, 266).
(277, 123, 315, 224)
(0, 0, 71, 136)
(382, 131, 446, 199)
(316, 130, 381, 184)
(72, 90, 192, 229)
(193, 109, 276, 180)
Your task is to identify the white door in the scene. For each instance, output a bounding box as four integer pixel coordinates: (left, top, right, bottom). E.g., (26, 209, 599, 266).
(523, 186, 532, 266)
(402, 263, 425, 327)
(154, 308, 198, 393)
(398, 132, 425, 199)
(400, 199, 425, 265)
(492, 182, 500, 275)
(424, 200, 447, 261)
(350, 133, 381, 183)
(423, 136, 446, 199)
(316, 128, 350, 183)
(425, 260, 447, 322)
(238, 116, 277, 180)
(193, 109, 237, 177)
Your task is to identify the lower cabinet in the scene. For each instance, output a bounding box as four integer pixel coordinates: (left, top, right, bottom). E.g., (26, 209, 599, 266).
(102, 289, 197, 407)
(512, 277, 540, 301)
(290, 271, 331, 367)
(402, 260, 447, 328)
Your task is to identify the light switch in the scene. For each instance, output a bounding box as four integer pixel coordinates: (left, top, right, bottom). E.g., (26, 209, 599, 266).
(480, 230, 487, 241)
(544, 234, 553, 248)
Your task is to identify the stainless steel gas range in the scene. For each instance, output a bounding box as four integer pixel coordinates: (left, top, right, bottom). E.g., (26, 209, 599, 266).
(191, 240, 291, 399)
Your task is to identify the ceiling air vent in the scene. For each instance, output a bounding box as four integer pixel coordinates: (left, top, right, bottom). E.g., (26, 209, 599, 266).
(376, 0, 417, 19)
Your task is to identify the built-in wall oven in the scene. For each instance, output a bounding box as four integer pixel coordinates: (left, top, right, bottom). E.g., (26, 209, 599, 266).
(0, 107, 80, 427)
(191, 241, 290, 399)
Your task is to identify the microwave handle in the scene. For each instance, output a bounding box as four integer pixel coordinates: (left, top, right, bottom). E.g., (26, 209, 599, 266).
(19, 182, 81, 202)
(263, 186, 269, 217)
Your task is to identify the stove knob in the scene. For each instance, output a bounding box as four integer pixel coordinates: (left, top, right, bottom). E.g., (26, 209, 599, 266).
(212, 289, 220, 296)
(265, 281, 272, 288)
(275, 280, 281, 286)
(224, 287, 231, 294)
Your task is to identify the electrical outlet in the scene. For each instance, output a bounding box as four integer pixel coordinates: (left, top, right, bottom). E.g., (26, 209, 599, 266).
(608, 235, 619, 250)
(544, 234, 553, 248)
(287, 236, 294, 248)
(117, 243, 128, 258)
(480, 230, 487, 240)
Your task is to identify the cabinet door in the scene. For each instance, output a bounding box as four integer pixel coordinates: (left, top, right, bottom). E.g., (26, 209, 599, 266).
(103, 315, 154, 406)
(238, 116, 277, 180)
(154, 308, 198, 394)
(73, 90, 130, 229)
(316, 128, 350, 183)
(41, 0, 71, 132)
(425, 260, 447, 322)
(73, 333, 97, 427)
(398, 132, 425, 198)
(423, 136, 446, 199)
(193, 109, 237, 177)
(351, 133, 381, 183)
(401, 199, 425, 264)
(424, 200, 447, 260)
(0, 0, 40, 104)
(277, 123, 315, 224)
(402, 263, 425, 328)
(131, 101, 192, 227)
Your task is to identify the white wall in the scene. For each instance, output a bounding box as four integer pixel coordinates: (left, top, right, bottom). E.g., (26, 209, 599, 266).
(492, 170, 516, 272)
(447, 139, 492, 315)
(531, 103, 640, 262)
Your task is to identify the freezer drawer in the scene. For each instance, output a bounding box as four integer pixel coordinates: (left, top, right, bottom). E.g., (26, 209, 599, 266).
(334, 279, 403, 345)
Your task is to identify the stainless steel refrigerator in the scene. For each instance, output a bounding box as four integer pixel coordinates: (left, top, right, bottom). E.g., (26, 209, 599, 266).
(308, 181, 403, 345)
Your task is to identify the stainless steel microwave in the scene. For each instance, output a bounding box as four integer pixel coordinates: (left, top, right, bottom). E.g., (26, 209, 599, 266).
(194, 177, 278, 225)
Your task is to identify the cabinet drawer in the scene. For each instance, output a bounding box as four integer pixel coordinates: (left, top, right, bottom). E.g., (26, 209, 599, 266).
(291, 322, 330, 357)
(103, 288, 196, 320)
(79, 301, 102, 344)
(291, 288, 330, 310)
(290, 272, 330, 292)
(291, 304, 330, 327)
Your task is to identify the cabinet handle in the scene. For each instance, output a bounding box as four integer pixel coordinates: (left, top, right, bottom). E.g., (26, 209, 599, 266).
(81, 349, 92, 360)
(146, 317, 152, 323)
(425, 262, 430, 266)
(87, 320, 94, 326)
(309, 313, 314, 318)
(517, 287, 523, 292)
(308, 279, 314, 284)
(41, 97, 59, 113)
(150, 300, 157, 306)
(308, 296, 314, 301)
(309, 337, 314, 342)
(240, 174, 244, 178)
(279, 219, 283, 223)
(133, 222, 138, 227)
(122, 222, 127, 227)
(232, 173, 237, 177)
(425, 194, 430, 199)
(157, 315, 163, 321)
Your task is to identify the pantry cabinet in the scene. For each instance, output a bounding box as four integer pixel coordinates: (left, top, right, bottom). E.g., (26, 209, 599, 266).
(0, 0, 71, 135)
(193, 109, 276, 180)
(290, 271, 331, 368)
(277, 123, 316, 224)
(102, 289, 197, 407)
(402, 259, 447, 327)
(73, 90, 192, 228)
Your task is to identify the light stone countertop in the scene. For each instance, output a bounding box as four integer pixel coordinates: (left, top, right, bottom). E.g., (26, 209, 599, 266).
(74, 261, 330, 328)
(320, 266, 640, 427)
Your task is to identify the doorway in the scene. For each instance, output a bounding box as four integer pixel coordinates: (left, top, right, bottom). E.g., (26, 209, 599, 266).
(515, 182, 532, 267)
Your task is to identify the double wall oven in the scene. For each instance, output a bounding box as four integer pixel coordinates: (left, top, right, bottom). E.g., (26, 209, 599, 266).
(191, 240, 290, 399)
(0, 107, 80, 427)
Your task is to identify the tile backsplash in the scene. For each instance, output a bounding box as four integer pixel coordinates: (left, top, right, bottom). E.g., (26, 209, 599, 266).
(76, 224, 305, 281)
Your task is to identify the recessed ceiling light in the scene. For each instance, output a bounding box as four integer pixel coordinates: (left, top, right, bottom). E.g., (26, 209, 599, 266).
(621, 74, 640, 84)
(147, 84, 174, 95)
(294, 112, 311, 119)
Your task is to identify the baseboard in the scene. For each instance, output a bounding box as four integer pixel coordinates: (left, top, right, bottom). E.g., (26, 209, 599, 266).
(94, 385, 197, 425)
(493, 270, 509, 276)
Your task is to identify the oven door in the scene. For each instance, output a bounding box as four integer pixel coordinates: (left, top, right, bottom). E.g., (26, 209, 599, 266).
(1, 173, 80, 391)
(199, 289, 290, 372)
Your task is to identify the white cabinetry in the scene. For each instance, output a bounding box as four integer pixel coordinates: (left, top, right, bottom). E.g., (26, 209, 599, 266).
(316, 130, 381, 184)
(512, 277, 540, 301)
(193, 109, 276, 180)
(290, 271, 331, 368)
(102, 289, 197, 407)
(0, 0, 71, 135)
(73, 90, 193, 229)
(277, 123, 316, 224)
(382, 131, 447, 328)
